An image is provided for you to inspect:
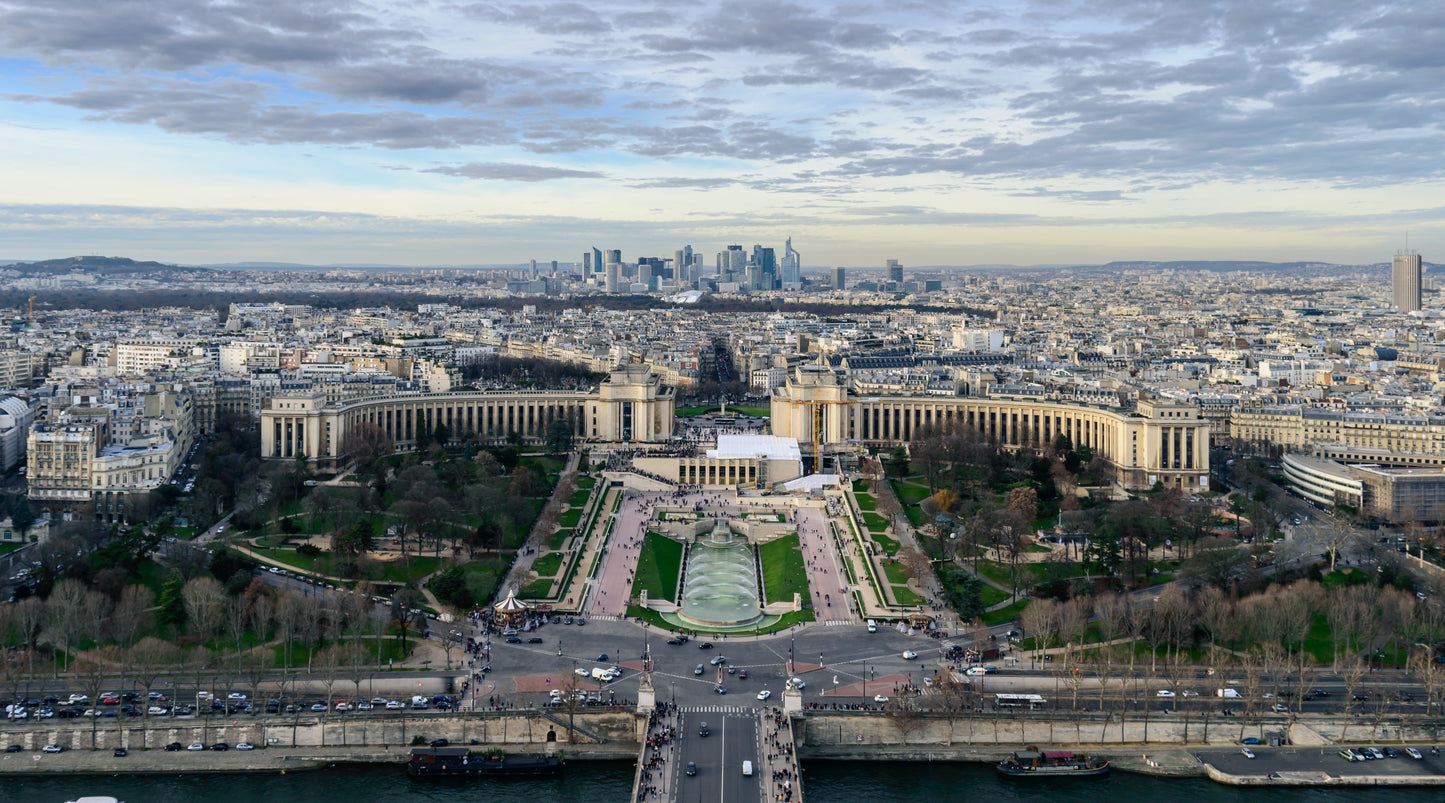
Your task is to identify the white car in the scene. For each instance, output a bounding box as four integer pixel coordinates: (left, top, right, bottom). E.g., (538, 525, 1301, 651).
(1182, 690, 1199, 697)
(147, 706, 168, 716)
(187, 742, 205, 751)
(1407, 747, 1423, 760)
(356, 701, 373, 711)
(227, 693, 247, 700)
(385, 700, 404, 710)
(964, 666, 986, 676)
(1156, 689, 1175, 698)
(41, 744, 62, 753)
(67, 694, 88, 704)
(788, 678, 805, 690)
(874, 695, 889, 703)
(902, 650, 918, 660)
(756, 690, 771, 701)
(236, 742, 255, 751)
(1241, 747, 1256, 759)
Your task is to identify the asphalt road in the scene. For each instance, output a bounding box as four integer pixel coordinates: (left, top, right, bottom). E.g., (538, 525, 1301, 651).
(675, 711, 760, 803)
(1201, 744, 1445, 779)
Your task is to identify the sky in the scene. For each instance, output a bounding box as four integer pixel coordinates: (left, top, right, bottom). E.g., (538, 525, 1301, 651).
(1, 0, 1443, 267)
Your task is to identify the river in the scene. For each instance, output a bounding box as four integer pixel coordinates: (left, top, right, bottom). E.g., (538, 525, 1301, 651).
(8, 759, 1445, 803)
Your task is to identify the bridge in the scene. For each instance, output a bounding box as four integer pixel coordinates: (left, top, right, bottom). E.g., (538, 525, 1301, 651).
(630, 674, 804, 803)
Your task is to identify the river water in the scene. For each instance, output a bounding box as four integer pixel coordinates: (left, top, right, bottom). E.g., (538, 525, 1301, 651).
(8, 759, 1445, 803)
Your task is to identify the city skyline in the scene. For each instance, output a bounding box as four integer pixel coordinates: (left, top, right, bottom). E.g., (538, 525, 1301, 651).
(1, 0, 1442, 265)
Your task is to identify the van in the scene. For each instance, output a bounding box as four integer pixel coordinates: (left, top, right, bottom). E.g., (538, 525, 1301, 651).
(866, 620, 877, 633)
(1216, 688, 1241, 698)
(742, 760, 753, 776)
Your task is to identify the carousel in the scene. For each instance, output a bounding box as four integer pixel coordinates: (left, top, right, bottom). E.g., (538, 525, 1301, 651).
(493, 588, 532, 627)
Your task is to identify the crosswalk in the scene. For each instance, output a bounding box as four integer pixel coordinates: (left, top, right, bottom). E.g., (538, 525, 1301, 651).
(680, 704, 754, 714)
(822, 619, 856, 626)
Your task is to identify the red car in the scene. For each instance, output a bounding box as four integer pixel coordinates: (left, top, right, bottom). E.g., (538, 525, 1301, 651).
(100, 696, 121, 706)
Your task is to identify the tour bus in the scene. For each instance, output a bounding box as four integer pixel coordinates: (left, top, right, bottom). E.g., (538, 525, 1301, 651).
(994, 693, 1047, 710)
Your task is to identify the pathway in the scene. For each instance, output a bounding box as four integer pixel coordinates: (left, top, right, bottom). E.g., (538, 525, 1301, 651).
(795, 506, 855, 623)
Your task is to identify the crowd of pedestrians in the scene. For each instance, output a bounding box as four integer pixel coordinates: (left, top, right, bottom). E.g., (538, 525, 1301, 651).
(635, 701, 676, 801)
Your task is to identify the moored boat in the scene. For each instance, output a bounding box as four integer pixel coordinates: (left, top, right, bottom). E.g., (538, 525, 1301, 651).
(996, 750, 1110, 777)
(406, 747, 564, 777)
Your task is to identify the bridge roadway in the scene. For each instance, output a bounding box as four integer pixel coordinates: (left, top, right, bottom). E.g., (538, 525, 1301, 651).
(631, 706, 802, 803)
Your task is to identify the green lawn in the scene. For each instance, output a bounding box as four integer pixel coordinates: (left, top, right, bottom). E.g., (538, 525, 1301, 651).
(759, 533, 810, 605)
(557, 508, 584, 528)
(872, 532, 901, 555)
(253, 546, 442, 584)
(1301, 613, 1335, 664)
(522, 577, 554, 597)
(861, 511, 888, 530)
(852, 480, 870, 493)
(576, 475, 595, 490)
(0, 542, 26, 555)
(892, 585, 923, 606)
(882, 561, 910, 585)
(547, 528, 573, 550)
(532, 552, 564, 577)
(633, 532, 685, 602)
(890, 479, 930, 506)
(979, 584, 1011, 608)
(272, 636, 409, 669)
(854, 493, 877, 512)
(982, 599, 1030, 626)
(729, 405, 770, 418)
(568, 489, 591, 507)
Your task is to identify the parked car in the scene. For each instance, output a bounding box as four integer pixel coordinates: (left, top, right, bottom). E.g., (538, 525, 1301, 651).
(165, 742, 183, 752)
(1241, 737, 1262, 745)
(42, 744, 62, 753)
(211, 742, 229, 751)
(1157, 690, 1176, 698)
(236, 742, 255, 751)
(874, 695, 889, 703)
(187, 743, 205, 751)
(113, 748, 128, 757)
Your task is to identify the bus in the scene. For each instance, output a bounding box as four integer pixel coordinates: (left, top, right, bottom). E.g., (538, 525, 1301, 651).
(995, 693, 1046, 710)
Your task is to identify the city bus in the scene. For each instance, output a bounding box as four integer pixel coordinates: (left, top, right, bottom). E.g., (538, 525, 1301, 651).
(994, 693, 1046, 710)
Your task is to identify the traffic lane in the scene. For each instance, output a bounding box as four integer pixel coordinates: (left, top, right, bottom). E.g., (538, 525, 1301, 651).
(723, 713, 760, 803)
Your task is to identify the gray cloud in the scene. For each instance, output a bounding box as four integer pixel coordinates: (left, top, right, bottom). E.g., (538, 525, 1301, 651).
(421, 162, 606, 181)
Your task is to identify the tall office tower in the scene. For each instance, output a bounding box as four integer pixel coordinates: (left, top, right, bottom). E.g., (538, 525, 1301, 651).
(583, 251, 593, 272)
(637, 264, 652, 287)
(674, 249, 687, 283)
(607, 249, 622, 265)
(886, 259, 903, 284)
(605, 261, 621, 293)
(550, 260, 558, 273)
(756, 246, 777, 288)
(1394, 250, 1423, 312)
(833, 266, 846, 290)
(746, 263, 762, 290)
(529, 259, 537, 276)
(782, 237, 801, 284)
(592, 247, 604, 277)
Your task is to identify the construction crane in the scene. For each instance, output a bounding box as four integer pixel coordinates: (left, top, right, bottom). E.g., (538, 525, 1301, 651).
(27, 295, 35, 327)
(789, 398, 855, 473)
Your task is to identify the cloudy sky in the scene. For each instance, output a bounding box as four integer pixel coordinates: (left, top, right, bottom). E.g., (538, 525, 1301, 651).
(1, 0, 1442, 267)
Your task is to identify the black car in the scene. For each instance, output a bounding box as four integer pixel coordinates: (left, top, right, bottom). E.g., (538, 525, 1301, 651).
(698, 642, 714, 650)
(505, 636, 522, 644)
(527, 637, 543, 644)
(4, 745, 20, 753)
(165, 742, 183, 752)
(686, 762, 697, 776)
(667, 637, 686, 646)
(430, 738, 450, 747)
(210, 742, 229, 751)
(114, 748, 128, 757)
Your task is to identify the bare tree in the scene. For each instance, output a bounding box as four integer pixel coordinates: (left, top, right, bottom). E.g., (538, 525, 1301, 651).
(225, 594, 251, 674)
(44, 578, 89, 675)
(130, 636, 179, 744)
(181, 576, 227, 646)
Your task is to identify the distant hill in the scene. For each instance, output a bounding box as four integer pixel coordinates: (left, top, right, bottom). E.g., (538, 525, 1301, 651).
(12, 255, 212, 275)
